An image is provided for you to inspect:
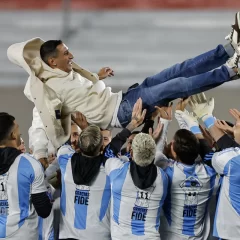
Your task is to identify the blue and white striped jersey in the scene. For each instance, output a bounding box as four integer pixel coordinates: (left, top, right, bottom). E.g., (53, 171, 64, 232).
(0, 153, 47, 239)
(160, 159, 216, 240)
(105, 158, 168, 240)
(212, 147, 240, 240)
(38, 181, 54, 240)
(57, 145, 111, 240)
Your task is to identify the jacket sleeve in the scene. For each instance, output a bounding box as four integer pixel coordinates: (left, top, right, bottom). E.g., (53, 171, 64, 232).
(104, 128, 132, 160)
(141, 119, 154, 134)
(198, 139, 215, 167)
(216, 134, 240, 150)
(30, 107, 49, 159)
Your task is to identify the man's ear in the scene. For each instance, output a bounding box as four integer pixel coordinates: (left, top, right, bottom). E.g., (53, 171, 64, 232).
(48, 57, 57, 67)
(130, 149, 133, 159)
(10, 131, 16, 141)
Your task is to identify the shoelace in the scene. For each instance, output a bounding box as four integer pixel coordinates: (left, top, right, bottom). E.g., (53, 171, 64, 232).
(225, 28, 234, 40)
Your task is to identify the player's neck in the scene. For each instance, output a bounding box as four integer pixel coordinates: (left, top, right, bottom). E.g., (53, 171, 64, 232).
(0, 141, 18, 149)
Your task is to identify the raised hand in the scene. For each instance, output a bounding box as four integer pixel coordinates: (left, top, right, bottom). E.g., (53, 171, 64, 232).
(71, 112, 89, 130)
(215, 119, 234, 134)
(175, 98, 190, 111)
(126, 98, 147, 131)
(149, 118, 163, 143)
(98, 67, 114, 80)
(155, 102, 173, 120)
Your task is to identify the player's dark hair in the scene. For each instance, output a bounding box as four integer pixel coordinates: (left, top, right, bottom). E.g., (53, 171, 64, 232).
(40, 40, 62, 65)
(173, 129, 199, 165)
(0, 113, 15, 145)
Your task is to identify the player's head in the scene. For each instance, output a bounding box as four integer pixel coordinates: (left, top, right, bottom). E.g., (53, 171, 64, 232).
(40, 40, 74, 73)
(171, 129, 199, 165)
(79, 125, 103, 157)
(0, 113, 21, 148)
(101, 129, 112, 149)
(131, 133, 156, 167)
(126, 131, 140, 153)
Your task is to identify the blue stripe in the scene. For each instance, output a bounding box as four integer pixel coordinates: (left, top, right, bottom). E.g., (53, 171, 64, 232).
(131, 206, 147, 236)
(163, 166, 174, 226)
(182, 165, 198, 236)
(99, 176, 111, 221)
(0, 201, 8, 238)
(190, 126, 201, 134)
(38, 216, 43, 240)
(48, 227, 54, 240)
(204, 165, 216, 218)
(204, 116, 215, 129)
(58, 154, 71, 216)
(112, 162, 129, 224)
(156, 168, 168, 230)
(17, 156, 35, 228)
(227, 156, 240, 214)
(74, 189, 89, 229)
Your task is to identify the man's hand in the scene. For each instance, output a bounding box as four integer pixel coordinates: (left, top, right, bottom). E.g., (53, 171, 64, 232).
(71, 112, 89, 130)
(149, 118, 163, 143)
(126, 98, 146, 132)
(175, 110, 201, 135)
(229, 108, 240, 144)
(189, 93, 215, 129)
(215, 120, 234, 134)
(175, 98, 189, 111)
(98, 67, 114, 80)
(39, 157, 49, 170)
(155, 102, 173, 120)
(189, 93, 214, 120)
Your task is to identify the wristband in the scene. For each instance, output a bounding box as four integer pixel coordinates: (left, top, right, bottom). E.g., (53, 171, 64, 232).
(190, 126, 201, 135)
(203, 116, 215, 129)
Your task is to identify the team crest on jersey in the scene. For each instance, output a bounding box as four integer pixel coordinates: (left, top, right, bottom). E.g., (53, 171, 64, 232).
(179, 176, 203, 206)
(134, 186, 155, 208)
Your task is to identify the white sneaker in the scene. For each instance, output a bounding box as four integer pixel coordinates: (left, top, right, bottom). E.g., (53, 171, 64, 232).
(225, 12, 240, 54)
(226, 52, 240, 69)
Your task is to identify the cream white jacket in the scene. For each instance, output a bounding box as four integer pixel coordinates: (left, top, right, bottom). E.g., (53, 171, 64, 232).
(7, 38, 119, 159)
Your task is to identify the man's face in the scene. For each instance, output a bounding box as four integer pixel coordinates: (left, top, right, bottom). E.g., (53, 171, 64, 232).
(126, 134, 137, 153)
(12, 121, 21, 148)
(18, 137, 26, 153)
(70, 124, 81, 150)
(101, 130, 112, 149)
(53, 43, 74, 73)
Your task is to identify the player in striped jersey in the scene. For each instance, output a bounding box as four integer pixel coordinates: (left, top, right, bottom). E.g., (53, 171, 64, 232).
(189, 92, 240, 240)
(57, 98, 147, 240)
(0, 113, 52, 239)
(152, 101, 215, 240)
(105, 117, 168, 240)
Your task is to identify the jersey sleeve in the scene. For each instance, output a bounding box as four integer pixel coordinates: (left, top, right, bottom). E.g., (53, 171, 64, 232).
(31, 158, 47, 194)
(212, 147, 239, 175)
(105, 158, 125, 177)
(57, 145, 74, 166)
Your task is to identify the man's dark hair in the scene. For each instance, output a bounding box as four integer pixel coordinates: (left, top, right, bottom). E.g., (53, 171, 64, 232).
(40, 40, 62, 64)
(0, 113, 15, 145)
(173, 129, 200, 165)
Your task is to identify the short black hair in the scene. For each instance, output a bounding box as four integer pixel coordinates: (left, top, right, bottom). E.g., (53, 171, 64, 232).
(40, 40, 62, 64)
(0, 113, 15, 145)
(173, 129, 199, 165)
